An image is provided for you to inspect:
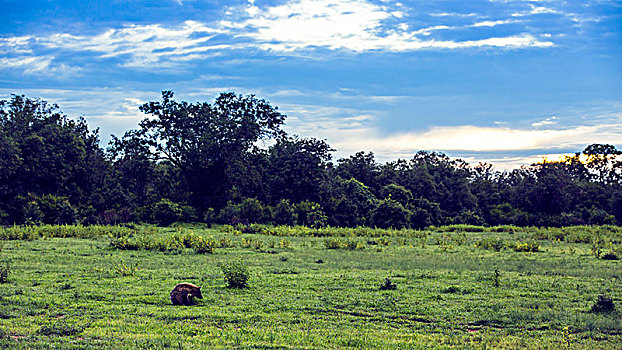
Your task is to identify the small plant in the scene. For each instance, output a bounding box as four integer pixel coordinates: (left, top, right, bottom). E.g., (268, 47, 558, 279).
(591, 243, 603, 258)
(220, 259, 250, 288)
(218, 236, 235, 248)
(475, 238, 505, 251)
(324, 237, 342, 249)
(114, 260, 138, 277)
(380, 278, 397, 290)
(561, 326, 572, 349)
(493, 269, 500, 288)
(253, 239, 264, 250)
(441, 286, 460, 294)
(0, 263, 10, 284)
(190, 235, 216, 254)
(590, 294, 615, 313)
(279, 239, 292, 248)
(602, 252, 619, 260)
(510, 240, 540, 252)
(343, 239, 358, 250)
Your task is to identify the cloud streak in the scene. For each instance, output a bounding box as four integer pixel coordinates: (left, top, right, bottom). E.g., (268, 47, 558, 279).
(0, 0, 560, 74)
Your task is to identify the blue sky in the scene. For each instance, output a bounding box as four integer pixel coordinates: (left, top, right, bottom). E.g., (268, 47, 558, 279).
(1, 0, 621, 168)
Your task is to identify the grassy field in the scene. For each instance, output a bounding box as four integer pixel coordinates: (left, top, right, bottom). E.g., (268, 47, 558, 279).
(0, 224, 620, 349)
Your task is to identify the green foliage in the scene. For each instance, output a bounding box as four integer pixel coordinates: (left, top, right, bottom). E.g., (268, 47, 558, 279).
(381, 184, 413, 206)
(0, 225, 622, 348)
(324, 237, 342, 249)
(0, 263, 10, 283)
(591, 295, 615, 313)
(435, 224, 485, 232)
(38, 320, 87, 336)
(379, 278, 397, 290)
(272, 199, 297, 226)
(3, 91, 622, 231)
(113, 260, 138, 276)
(239, 198, 265, 224)
(371, 199, 411, 229)
(510, 240, 540, 252)
(151, 199, 183, 226)
(475, 237, 505, 251)
(220, 259, 250, 288)
(295, 200, 327, 228)
(323, 237, 362, 250)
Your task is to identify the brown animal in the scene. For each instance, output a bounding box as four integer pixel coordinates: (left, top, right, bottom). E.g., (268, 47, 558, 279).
(170, 283, 203, 306)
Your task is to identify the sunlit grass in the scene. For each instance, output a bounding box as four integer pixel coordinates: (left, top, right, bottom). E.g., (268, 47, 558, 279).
(0, 225, 620, 349)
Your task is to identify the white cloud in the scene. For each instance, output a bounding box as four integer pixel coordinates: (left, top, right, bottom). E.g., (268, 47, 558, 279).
(471, 19, 518, 27)
(225, 0, 554, 52)
(0, 0, 558, 74)
(531, 116, 558, 127)
(41, 21, 229, 66)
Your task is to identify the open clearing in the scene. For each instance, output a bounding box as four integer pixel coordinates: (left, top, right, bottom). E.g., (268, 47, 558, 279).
(0, 225, 620, 349)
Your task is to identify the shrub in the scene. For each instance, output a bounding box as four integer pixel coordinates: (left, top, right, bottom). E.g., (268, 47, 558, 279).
(217, 201, 242, 225)
(371, 199, 411, 229)
(295, 201, 328, 228)
(510, 240, 540, 252)
(190, 235, 216, 254)
(151, 199, 183, 226)
(239, 198, 265, 224)
(324, 237, 342, 249)
(109, 236, 140, 250)
(475, 238, 505, 251)
(602, 252, 619, 260)
(114, 260, 138, 277)
(278, 239, 292, 248)
(220, 259, 250, 288)
(381, 184, 413, 206)
(203, 208, 216, 226)
(380, 278, 397, 290)
(591, 295, 615, 313)
(218, 236, 235, 248)
(273, 199, 297, 226)
(0, 263, 10, 283)
(35, 195, 78, 225)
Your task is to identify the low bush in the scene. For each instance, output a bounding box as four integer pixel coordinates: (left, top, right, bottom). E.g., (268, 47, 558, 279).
(475, 238, 505, 251)
(591, 294, 615, 313)
(510, 240, 540, 252)
(220, 259, 250, 288)
(0, 263, 10, 283)
(379, 278, 397, 290)
(435, 224, 485, 233)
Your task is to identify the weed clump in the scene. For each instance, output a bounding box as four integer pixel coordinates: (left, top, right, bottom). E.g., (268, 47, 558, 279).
(0, 263, 10, 283)
(591, 295, 615, 313)
(220, 259, 250, 288)
(510, 240, 540, 252)
(380, 278, 397, 291)
(114, 260, 138, 277)
(38, 320, 86, 336)
(602, 252, 619, 260)
(475, 238, 505, 251)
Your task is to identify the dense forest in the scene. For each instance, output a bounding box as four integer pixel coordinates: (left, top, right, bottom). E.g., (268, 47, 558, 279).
(1, 92, 621, 228)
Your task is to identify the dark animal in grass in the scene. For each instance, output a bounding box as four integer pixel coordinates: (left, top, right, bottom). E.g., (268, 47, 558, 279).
(170, 283, 203, 306)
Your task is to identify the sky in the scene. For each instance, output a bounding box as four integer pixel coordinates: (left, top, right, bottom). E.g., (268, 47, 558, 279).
(1, 0, 621, 169)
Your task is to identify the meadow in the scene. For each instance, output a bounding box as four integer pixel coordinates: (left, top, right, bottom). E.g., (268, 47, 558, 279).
(0, 224, 620, 349)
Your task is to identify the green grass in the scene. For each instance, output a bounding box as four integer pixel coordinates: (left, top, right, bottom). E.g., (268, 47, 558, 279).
(0, 225, 620, 349)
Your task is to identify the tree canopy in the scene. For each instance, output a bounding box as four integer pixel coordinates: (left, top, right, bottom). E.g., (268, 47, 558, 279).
(2, 92, 622, 228)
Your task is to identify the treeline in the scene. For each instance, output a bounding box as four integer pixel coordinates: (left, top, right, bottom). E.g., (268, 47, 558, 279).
(1, 92, 621, 228)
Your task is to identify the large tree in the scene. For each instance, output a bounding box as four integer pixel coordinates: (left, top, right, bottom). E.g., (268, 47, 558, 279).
(0, 95, 107, 224)
(111, 91, 286, 211)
